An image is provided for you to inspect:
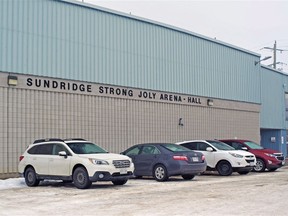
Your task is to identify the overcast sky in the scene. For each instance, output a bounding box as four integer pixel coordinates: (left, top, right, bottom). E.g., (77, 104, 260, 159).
(77, 0, 288, 72)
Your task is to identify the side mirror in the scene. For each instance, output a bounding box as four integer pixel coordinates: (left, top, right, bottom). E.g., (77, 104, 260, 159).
(59, 151, 67, 158)
(241, 147, 248, 151)
(206, 147, 214, 152)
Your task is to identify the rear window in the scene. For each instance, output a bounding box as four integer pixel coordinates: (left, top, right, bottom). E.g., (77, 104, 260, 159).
(27, 144, 53, 155)
(162, 144, 191, 152)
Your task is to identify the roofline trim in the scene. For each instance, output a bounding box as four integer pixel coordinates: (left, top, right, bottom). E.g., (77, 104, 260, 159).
(261, 65, 288, 76)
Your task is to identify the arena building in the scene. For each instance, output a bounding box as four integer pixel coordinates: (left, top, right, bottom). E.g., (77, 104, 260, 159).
(0, 0, 287, 178)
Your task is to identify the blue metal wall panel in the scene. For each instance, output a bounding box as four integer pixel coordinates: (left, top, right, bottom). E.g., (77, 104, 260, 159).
(260, 129, 287, 157)
(0, 0, 261, 103)
(260, 67, 287, 129)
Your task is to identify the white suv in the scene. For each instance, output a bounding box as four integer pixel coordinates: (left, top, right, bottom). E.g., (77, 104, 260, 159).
(18, 138, 134, 189)
(176, 140, 256, 176)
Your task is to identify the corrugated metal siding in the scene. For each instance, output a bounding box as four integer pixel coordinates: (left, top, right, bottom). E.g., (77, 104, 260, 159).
(260, 67, 286, 129)
(0, 0, 260, 103)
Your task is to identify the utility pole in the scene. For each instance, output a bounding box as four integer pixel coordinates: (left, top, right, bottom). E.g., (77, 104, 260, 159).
(273, 41, 276, 69)
(262, 41, 287, 69)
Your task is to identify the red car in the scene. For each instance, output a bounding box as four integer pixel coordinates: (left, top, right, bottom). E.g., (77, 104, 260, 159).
(219, 139, 285, 172)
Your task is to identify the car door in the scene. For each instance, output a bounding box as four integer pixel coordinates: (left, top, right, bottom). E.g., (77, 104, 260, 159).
(48, 143, 72, 176)
(183, 142, 215, 168)
(124, 146, 142, 176)
(31, 144, 53, 175)
(136, 145, 161, 176)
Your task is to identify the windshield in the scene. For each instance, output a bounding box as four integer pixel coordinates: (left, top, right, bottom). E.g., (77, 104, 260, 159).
(244, 141, 264, 150)
(67, 142, 108, 154)
(207, 140, 235, 151)
(162, 143, 191, 152)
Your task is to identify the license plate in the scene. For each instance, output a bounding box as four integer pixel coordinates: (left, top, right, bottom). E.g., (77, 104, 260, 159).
(120, 169, 127, 174)
(250, 162, 254, 166)
(192, 157, 199, 162)
(282, 161, 285, 165)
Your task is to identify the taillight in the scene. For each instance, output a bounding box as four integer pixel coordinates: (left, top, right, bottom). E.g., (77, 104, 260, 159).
(201, 155, 205, 161)
(19, 156, 24, 161)
(173, 155, 188, 161)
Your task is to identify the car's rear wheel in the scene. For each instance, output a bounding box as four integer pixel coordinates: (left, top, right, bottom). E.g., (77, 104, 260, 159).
(112, 179, 128, 185)
(216, 161, 233, 176)
(153, 164, 168, 181)
(24, 167, 40, 187)
(181, 174, 195, 180)
(73, 167, 92, 189)
(254, 158, 266, 172)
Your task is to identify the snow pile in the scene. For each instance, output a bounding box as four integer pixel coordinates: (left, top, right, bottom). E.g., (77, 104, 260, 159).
(0, 178, 26, 190)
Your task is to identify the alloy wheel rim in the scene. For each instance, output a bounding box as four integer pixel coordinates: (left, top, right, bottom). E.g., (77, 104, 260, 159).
(255, 161, 263, 171)
(155, 167, 164, 179)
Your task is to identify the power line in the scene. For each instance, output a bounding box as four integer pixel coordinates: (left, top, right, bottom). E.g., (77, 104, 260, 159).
(261, 41, 288, 69)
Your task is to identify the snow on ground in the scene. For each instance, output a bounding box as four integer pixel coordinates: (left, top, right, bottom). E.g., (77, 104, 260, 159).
(1, 169, 288, 216)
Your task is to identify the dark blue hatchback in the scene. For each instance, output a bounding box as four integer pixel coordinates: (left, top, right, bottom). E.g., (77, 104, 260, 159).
(121, 143, 207, 181)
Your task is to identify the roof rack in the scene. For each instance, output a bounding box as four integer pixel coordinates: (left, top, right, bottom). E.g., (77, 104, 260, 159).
(33, 138, 64, 144)
(64, 138, 86, 141)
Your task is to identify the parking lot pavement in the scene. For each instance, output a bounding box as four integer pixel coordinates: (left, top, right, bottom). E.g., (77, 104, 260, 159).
(1, 168, 288, 216)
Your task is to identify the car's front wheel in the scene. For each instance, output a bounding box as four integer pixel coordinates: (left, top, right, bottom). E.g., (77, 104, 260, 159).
(153, 164, 168, 181)
(181, 174, 195, 180)
(216, 161, 233, 176)
(73, 167, 92, 189)
(254, 158, 266, 172)
(24, 167, 40, 187)
(112, 179, 128, 185)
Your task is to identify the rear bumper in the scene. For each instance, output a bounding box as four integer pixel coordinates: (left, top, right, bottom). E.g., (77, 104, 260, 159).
(168, 162, 207, 176)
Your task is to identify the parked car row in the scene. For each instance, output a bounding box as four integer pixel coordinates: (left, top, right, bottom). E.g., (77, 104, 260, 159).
(18, 138, 285, 189)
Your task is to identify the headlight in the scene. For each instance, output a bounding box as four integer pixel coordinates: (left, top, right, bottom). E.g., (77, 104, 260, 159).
(89, 159, 109, 165)
(229, 152, 243, 158)
(264, 153, 275, 158)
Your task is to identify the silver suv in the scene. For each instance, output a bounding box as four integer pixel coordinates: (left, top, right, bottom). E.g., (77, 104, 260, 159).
(18, 138, 134, 189)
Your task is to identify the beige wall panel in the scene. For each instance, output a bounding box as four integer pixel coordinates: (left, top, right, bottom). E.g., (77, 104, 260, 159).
(125, 101, 260, 148)
(1, 84, 260, 176)
(0, 87, 8, 175)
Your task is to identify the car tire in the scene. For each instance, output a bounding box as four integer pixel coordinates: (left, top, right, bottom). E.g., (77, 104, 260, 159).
(216, 161, 233, 176)
(181, 174, 195, 180)
(73, 167, 92, 189)
(153, 164, 168, 182)
(112, 179, 128, 185)
(237, 171, 250, 175)
(254, 158, 266, 172)
(24, 167, 40, 187)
